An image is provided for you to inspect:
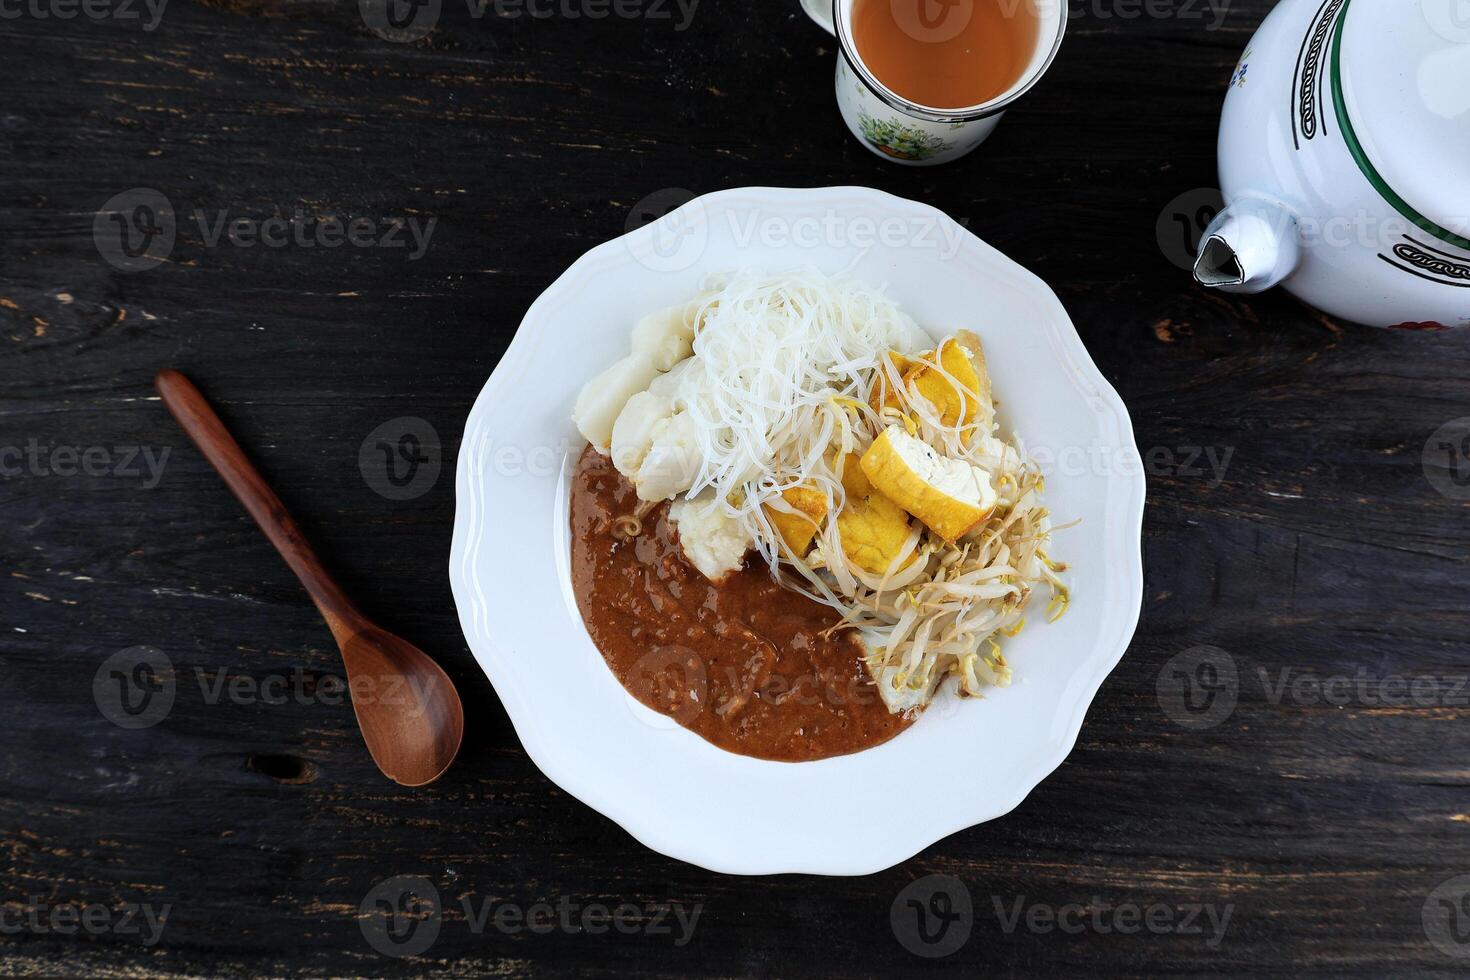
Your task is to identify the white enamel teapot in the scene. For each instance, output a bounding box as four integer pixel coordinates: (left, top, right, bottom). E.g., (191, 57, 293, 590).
(1195, 0, 1470, 329)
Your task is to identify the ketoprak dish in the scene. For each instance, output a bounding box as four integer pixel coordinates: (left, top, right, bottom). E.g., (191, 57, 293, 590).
(570, 269, 1069, 762)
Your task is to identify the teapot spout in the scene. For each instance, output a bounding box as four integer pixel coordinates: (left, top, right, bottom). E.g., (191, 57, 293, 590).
(1193, 198, 1300, 294)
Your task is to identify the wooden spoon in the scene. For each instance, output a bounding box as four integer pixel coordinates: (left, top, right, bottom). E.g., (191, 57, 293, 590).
(155, 369, 464, 787)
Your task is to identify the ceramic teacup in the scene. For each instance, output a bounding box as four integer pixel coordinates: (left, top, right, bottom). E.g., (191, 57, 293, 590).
(800, 0, 1066, 165)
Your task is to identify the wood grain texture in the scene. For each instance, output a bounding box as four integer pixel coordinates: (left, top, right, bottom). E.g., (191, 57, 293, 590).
(2, 0, 1469, 975)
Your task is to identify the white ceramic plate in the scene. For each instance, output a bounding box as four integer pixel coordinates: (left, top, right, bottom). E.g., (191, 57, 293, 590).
(450, 186, 1144, 876)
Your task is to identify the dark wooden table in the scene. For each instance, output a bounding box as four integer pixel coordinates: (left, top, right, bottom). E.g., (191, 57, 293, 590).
(4, 0, 1469, 974)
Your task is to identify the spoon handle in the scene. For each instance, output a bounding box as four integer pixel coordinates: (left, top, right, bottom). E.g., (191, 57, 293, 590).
(154, 369, 361, 634)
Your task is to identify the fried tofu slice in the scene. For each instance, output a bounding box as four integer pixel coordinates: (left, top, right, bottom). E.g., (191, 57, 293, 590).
(922, 338, 983, 427)
(836, 454, 914, 575)
(868, 351, 915, 413)
(764, 485, 829, 557)
(953, 330, 995, 432)
(867, 335, 994, 433)
(860, 425, 996, 543)
(899, 338, 980, 428)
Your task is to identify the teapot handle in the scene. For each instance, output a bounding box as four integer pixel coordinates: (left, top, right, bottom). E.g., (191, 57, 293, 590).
(800, 0, 835, 34)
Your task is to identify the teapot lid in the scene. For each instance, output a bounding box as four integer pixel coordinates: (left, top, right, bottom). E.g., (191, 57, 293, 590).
(1335, 0, 1470, 247)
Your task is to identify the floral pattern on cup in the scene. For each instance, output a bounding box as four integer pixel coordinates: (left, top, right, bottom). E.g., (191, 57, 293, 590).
(834, 56, 1001, 166)
(856, 112, 954, 161)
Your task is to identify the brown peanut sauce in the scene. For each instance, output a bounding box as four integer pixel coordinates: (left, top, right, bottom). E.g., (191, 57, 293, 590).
(570, 444, 914, 762)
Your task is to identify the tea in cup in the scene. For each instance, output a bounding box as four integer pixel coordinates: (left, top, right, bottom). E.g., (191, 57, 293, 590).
(801, 0, 1066, 165)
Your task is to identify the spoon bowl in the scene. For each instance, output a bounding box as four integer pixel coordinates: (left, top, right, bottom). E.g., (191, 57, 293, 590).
(336, 624, 464, 787)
